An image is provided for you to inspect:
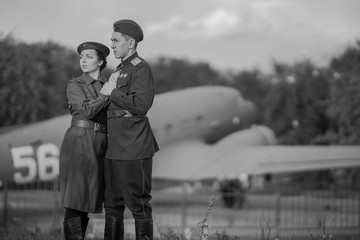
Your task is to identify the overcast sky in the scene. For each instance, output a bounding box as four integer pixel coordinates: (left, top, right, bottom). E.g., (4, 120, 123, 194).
(1, 0, 360, 72)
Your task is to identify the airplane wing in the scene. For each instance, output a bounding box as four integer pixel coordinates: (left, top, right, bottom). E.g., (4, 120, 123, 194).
(152, 124, 277, 180)
(189, 145, 360, 179)
(152, 126, 360, 180)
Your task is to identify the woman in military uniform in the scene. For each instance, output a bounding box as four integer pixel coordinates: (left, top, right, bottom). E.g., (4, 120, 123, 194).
(59, 41, 110, 239)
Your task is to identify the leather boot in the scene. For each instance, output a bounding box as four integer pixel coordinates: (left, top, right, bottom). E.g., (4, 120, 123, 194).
(104, 214, 124, 240)
(63, 216, 83, 240)
(135, 219, 153, 240)
(81, 216, 89, 239)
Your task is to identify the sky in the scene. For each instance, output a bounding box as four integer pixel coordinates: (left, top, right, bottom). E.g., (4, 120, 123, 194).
(1, 0, 360, 72)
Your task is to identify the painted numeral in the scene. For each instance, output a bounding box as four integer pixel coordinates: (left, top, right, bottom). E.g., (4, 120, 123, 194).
(10, 143, 59, 183)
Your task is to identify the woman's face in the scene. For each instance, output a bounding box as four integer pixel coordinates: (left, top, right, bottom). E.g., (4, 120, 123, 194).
(79, 49, 101, 74)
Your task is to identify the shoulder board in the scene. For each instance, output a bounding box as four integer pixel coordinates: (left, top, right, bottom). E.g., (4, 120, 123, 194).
(131, 57, 142, 66)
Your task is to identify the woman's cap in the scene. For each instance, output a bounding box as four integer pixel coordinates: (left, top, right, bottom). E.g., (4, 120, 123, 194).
(77, 42, 110, 57)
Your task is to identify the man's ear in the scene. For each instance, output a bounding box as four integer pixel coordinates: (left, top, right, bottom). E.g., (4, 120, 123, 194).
(129, 38, 136, 49)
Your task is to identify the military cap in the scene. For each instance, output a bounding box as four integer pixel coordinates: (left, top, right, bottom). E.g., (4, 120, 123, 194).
(113, 19, 144, 42)
(77, 42, 110, 57)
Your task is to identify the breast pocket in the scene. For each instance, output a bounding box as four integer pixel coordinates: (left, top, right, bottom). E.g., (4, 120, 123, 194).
(116, 77, 130, 92)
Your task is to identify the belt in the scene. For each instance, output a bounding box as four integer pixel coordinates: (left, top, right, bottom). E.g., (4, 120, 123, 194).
(71, 119, 107, 133)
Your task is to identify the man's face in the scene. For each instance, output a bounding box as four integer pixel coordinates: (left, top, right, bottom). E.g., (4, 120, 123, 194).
(111, 32, 130, 59)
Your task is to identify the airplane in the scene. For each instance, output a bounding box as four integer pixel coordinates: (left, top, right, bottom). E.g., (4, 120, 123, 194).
(0, 85, 257, 185)
(0, 85, 360, 192)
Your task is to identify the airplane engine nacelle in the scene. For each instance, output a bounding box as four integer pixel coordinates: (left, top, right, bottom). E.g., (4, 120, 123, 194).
(213, 125, 277, 209)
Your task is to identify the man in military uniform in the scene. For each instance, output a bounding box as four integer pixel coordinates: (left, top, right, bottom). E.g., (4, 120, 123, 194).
(100, 19, 159, 240)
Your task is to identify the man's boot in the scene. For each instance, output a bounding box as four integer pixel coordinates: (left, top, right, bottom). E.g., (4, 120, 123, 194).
(63, 216, 83, 240)
(135, 219, 153, 240)
(104, 214, 124, 240)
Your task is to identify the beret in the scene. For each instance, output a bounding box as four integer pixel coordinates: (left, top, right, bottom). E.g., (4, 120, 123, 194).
(77, 42, 110, 57)
(113, 19, 144, 42)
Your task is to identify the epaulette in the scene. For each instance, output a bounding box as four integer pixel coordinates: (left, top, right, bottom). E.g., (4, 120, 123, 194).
(131, 57, 142, 66)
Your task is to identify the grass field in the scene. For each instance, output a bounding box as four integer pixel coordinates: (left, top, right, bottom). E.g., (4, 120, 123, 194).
(1, 185, 359, 239)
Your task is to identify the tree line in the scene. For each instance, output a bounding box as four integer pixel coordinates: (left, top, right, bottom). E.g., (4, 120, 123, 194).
(0, 33, 359, 145)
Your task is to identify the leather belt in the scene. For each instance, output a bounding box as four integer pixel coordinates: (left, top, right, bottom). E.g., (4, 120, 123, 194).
(71, 119, 107, 133)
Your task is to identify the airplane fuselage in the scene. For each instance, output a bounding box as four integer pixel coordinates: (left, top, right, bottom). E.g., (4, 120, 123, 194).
(0, 86, 258, 184)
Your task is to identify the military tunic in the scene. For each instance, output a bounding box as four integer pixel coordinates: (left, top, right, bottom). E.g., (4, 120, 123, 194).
(60, 73, 109, 213)
(106, 52, 159, 159)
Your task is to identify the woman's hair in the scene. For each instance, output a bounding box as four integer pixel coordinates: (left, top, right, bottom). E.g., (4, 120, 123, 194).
(95, 51, 108, 71)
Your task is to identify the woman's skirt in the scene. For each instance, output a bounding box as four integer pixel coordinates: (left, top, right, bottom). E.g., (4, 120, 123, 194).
(59, 126, 107, 213)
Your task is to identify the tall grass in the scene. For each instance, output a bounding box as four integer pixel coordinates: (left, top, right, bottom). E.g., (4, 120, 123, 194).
(0, 195, 357, 240)
(0, 224, 63, 240)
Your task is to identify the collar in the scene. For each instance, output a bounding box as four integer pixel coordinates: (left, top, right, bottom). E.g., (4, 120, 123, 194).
(98, 75, 107, 84)
(82, 73, 106, 85)
(116, 52, 138, 70)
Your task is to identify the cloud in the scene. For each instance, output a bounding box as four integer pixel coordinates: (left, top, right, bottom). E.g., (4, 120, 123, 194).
(146, 9, 242, 39)
(1, 0, 359, 72)
(187, 9, 239, 37)
(144, 1, 299, 40)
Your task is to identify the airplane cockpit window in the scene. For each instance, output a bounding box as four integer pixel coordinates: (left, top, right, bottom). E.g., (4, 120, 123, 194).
(232, 116, 240, 125)
(210, 120, 219, 129)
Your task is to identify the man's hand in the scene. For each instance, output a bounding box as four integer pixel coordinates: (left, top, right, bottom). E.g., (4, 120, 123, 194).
(100, 82, 116, 96)
(100, 72, 118, 96)
(124, 110, 133, 117)
(108, 72, 119, 85)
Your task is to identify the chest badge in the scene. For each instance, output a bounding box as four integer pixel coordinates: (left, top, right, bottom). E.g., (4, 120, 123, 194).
(120, 73, 128, 78)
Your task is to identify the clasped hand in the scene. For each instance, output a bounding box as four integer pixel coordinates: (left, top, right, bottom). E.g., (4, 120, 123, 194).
(100, 72, 118, 96)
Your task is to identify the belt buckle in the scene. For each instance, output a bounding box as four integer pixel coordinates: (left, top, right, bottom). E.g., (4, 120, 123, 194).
(94, 123, 101, 132)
